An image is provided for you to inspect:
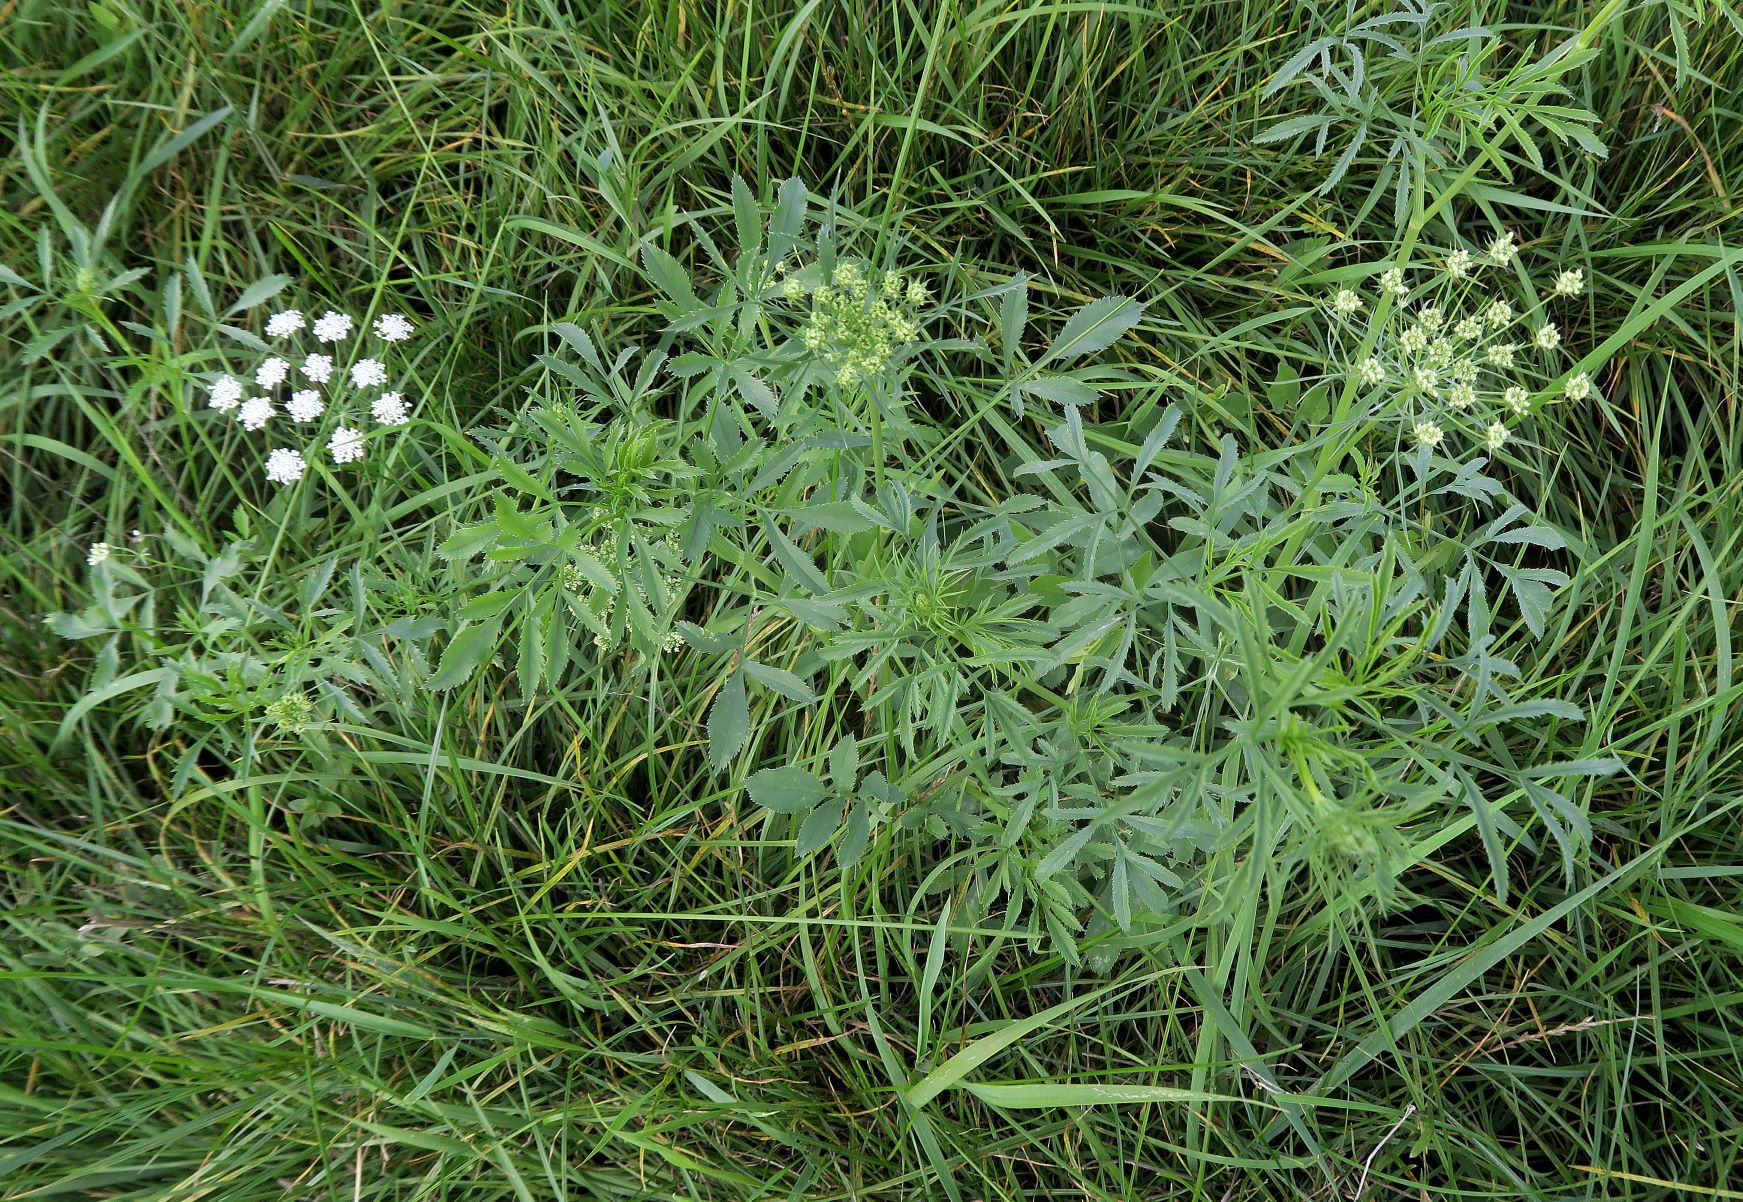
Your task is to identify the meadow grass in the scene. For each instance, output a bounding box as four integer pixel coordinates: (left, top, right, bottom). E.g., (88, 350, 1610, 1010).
(5, 1, 1743, 1199)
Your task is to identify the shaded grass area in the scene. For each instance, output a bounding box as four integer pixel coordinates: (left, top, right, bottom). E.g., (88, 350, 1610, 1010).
(5, 1, 1743, 1199)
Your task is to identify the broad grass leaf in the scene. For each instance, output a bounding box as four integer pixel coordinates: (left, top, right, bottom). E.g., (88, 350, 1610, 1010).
(962, 1082, 1244, 1109)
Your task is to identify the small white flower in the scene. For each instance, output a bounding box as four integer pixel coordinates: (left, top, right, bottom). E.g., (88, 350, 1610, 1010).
(1453, 317, 1482, 341)
(129, 529, 143, 543)
(781, 275, 805, 300)
(1564, 372, 1592, 401)
(237, 396, 275, 431)
(312, 310, 354, 343)
(287, 390, 325, 423)
(1417, 306, 1445, 333)
(265, 309, 305, 338)
(1486, 232, 1516, 265)
(302, 353, 334, 383)
(1445, 249, 1474, 279)
(661, 629, 684, 653)
(907, 277, 929, 306)
(328, 426, 366, 465)
(1504, 385, 1531, 415)
(1552, 268, 1585, 297)
(255, 357, 290, 388)
(371, 391, 411, 426)
(1449, 382, 1476, 410)
(1414, 421, 1444, 448)
(1450, 359, 1478, 385)
(350, 358, 388, 388)
(1484, 299, 1514, 329)
(1356, 357, 1385, 386)
(264, 447, 307, 485)
(1413, 365, 1441, 397)
(1379, 267, 1408, 298)
(1534, 323, 1561, 350)
(86, 541, 112, 566)
(1330, 288, 1362, 316)
(1399, 326, 1428, 354)
(1484, 422, 1509, 451)
(373, 313, 414, 342)
(1427, 337, 1454, 367)
(1486, 342, 1518, 370)
(209, 375, 245, 412)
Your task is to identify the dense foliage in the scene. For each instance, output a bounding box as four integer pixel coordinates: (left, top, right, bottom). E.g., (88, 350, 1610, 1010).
(5, 2, 1743, 1199)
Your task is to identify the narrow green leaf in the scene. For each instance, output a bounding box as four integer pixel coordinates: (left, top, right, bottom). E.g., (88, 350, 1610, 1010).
(708, 671, 748, 771)
(738, 662, 811, 704)
(1040, 296, 1144, 364)
(426, 620, 502, 691)
(796, 797, 844, 858)
(962, 1082, 1245, 1108)
(746, 765, 827, 814)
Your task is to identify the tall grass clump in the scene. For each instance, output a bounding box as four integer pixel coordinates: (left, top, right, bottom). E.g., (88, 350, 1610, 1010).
(5, 1, 1743, 1199)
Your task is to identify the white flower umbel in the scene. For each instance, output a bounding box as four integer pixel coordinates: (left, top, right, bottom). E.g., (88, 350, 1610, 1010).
(1414, 421, 1445, 448)
(265, 310, 305, 338)
(1504, 386, 1531, 415)
(1330, 288, 1362, 317)
(371, 391, 410, 426)
(237, 396, 275, 431)
(1486, 232, 1516, 265)
(302, 353, 334, 383)
(1484, 422, 1509, 451)
(1445, 249, 1474, 279)
(255, 357, 290, 388)
(349, 358, 388, 388)
(373, 313, 414, 341)
(1486, 342, 1518, 370)
(1449, 382, 1476, 410)
(287, 390, 325, 423)
(1379, 267, 1408, 298)
(264, 447, 307, 485)
(1356, 357, 1385, 386)
(86, 541, 112, 566)
(1534, 323, 1561, 351)
(1564, 372, 1592, 401)
(1484, 299, 1514, 329)
(312, 310, 354, 343)
(328, 426, 366, 464)
(209, 375, 245, 412)
(1552, 268, 1586, 297)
